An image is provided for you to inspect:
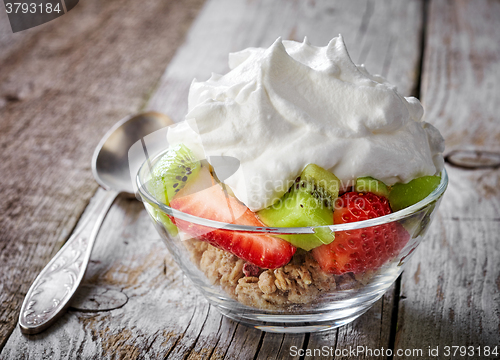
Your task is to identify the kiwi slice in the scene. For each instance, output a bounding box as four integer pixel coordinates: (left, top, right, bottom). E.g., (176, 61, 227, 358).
(257, 164, 339, 251)
(300, 164, 340, 209)
(355, 176, 389, 197)
(147, 144, 201, 235)
(388, 175, 441, 212)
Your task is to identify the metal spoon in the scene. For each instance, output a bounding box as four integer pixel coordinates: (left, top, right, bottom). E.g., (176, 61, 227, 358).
(18, 111, 173, 334)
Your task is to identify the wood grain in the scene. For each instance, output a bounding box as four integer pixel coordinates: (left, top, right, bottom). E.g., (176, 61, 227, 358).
(8, 0, 498, 358)
(148, 0, 424, 357)
(0, 0, 205, 349)
(421, 0, 500, 154)
(394, 0, 500, 358)
(1, 0, 426, 358)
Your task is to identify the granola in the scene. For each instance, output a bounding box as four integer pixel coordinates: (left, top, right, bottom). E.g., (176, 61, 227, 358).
(184, 239, 369, 310)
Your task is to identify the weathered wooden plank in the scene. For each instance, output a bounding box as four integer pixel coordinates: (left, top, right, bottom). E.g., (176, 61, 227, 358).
(150, 0, 423, 357)
(394, 0, 500, 358)
(1, 0, 440, 358)
(148, 0, 425, 357)
(185, 309, 239, 360)
(303, 0, 424, 358)
(0, 0, 206, 351)
(255, 333, 305, 360)
(395, 166, 500, 358)
(395, 170, 500, 359)
(421, 0, 500, 154)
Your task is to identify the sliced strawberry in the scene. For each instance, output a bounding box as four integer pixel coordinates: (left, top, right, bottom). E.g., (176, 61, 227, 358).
(312, 192, 409, 274)
(169, 167, 296, 269)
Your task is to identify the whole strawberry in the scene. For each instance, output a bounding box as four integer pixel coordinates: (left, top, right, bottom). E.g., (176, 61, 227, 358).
(312, 192, 409, 274)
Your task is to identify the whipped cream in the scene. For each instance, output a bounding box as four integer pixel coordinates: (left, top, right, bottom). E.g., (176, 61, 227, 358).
(168, 36, 445, 211)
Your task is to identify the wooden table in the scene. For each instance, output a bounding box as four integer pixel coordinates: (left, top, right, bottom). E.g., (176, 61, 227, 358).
(1, 0, 499, 358)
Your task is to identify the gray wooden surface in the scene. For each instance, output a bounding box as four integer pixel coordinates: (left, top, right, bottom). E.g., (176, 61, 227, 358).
(1, 0, 499, 359)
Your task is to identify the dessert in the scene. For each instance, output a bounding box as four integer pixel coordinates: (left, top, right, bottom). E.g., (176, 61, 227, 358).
(139, 36, 445, 313)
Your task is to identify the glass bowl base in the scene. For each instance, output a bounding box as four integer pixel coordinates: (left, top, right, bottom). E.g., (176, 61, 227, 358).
(226, 311, 369, 333)
(208, 293, 384, 333)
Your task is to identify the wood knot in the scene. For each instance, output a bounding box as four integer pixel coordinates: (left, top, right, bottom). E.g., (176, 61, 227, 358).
(70, 285, 128, 312)
(445, 150, 500, 169)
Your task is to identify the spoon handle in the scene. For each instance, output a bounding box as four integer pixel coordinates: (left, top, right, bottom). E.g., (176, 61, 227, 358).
(18, 189, 119, 334)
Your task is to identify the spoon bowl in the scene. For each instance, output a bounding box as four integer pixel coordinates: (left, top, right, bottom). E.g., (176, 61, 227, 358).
(93, 112, 173, 194)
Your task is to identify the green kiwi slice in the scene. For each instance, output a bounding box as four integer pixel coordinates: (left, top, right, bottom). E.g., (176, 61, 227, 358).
(355, 176, 390, 197)
(146, 143, 201, 235)
(388, 175, 441, 212)
(300, 164, 340, 209)
(257, 164, 339, 251)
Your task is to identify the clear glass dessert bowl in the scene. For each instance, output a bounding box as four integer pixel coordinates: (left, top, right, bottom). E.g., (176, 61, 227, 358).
(136, 149, 448, 333)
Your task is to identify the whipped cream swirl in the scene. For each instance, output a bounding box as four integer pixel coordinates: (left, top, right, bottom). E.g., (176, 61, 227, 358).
(168, 36, 445, 211)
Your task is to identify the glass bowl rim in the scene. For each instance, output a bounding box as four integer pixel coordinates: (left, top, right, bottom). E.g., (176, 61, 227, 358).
(136, 149, 448, 234)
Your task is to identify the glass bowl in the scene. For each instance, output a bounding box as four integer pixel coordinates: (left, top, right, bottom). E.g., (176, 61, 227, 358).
(136, 149, 448, 333)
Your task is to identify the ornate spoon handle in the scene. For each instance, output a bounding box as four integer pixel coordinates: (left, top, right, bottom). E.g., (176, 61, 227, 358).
(18, 190, 119, 334)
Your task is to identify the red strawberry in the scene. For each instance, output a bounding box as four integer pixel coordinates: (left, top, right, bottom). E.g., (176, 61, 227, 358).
(312, 192, 409, 274)
(169, 168, 296, 269)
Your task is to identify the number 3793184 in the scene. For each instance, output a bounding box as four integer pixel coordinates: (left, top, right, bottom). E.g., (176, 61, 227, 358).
(5, 2, 62, 14)
(443, 346, 498, 357)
